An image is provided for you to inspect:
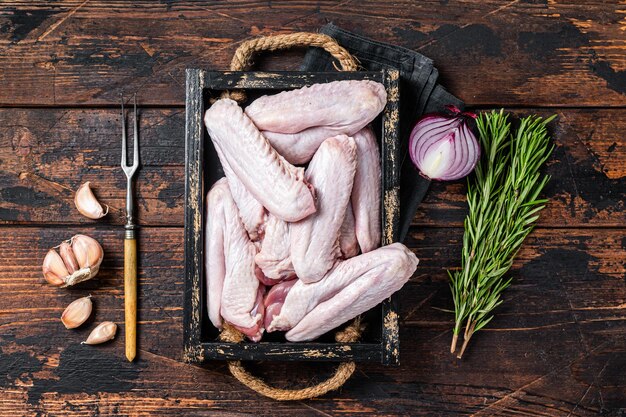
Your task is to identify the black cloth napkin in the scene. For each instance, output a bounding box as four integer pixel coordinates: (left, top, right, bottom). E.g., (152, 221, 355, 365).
(300, 23, 464, 242)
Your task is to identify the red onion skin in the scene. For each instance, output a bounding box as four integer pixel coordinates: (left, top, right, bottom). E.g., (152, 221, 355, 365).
(409, 106, 480, 181)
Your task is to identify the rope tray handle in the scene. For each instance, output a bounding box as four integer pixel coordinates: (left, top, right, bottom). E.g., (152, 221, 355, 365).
(219, 318, 365, 401)
(222, 32, 358, 102)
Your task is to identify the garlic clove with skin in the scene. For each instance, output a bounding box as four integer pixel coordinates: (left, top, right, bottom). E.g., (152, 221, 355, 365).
(82, 321, 117, 345)
(71, 234, 104, 270)
(59, 241, 79, 274)
(42, 249, 69, 286)
(74, 181, 108, 219)
(61, 295, 93, 329)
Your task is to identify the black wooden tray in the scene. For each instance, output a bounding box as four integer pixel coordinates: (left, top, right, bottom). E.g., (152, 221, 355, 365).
(183, 69, 400, 364)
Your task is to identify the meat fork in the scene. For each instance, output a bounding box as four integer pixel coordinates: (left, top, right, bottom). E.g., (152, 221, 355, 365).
(120, 94, 139, 362)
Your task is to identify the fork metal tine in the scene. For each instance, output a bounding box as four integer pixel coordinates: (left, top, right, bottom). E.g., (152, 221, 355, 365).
(121, 94, 139, 177)
(121, 94, 127, 168)
(133, 94, 139, 169)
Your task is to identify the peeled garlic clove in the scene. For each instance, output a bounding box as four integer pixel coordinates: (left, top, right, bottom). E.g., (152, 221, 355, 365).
(75, 181, 108, 219)
(61, 295, 93, 329)
(59, 241, 79, 274)
(83, 321, 117, 345)
(42, 249, 69, 286)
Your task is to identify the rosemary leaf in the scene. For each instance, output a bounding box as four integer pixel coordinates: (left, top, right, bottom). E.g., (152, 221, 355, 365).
(449, 110, 554, 359)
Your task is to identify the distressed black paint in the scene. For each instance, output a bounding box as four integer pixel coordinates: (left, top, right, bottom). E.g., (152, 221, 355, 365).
(0, 350, 42, 389)
(2, 8, 60, 42)
(0, 186, 56, 208)
(591, 60, 626, 95)
(546, 143, 625, 218)
(27, 344, 142, 405)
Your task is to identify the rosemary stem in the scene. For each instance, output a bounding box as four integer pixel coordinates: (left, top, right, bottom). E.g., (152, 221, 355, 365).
(450, 333, 458, 354)
(457, 321, 476, 359)
(447, 110, 554, 358)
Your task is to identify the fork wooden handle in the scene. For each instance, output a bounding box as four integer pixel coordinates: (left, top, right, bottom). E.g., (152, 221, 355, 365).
(124, 237, 137, 362)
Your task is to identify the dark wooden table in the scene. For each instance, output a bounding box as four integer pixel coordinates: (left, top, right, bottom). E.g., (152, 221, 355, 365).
(1, 2, 625, 416)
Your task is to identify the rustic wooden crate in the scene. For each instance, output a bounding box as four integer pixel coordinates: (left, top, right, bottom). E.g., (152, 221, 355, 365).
(183, 69, 400, 364)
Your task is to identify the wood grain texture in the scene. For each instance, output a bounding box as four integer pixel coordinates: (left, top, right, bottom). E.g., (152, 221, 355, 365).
(123, 238, 137, 362)
(1, 108, 623, 227)
(1, 0, 625, 415)
(0, 1, 625, 106)
(0, 226, 624, 415)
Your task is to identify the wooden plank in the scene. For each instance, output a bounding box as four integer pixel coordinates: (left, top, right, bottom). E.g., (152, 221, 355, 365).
(0, 1, 624, 106)
(0, 342, 623, 416)
(380, 69, 401, 365)
(182, 68, 204, 363)
(202, 342, 383, 362)
(0, 226, 624, 415)
(204, 70, 383, 89)
(1, 108, 623, 227)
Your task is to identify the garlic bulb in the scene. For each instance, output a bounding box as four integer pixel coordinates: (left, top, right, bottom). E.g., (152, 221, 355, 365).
(83, 321, 117, 345)
(61, 296, 93, 329)
(42, 234, 104, 287)
(74, 182, 108, 219)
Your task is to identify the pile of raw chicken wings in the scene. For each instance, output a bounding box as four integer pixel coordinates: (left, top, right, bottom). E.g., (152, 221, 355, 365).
(204, 80, 419, 342)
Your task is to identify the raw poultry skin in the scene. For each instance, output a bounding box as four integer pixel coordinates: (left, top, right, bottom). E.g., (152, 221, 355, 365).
(290, 134, 357, 283)
(205, 178, 227, 330)
(255, 214, 295, 282)
(205, 178, 265, 341)
(338, 201, 359, 259)
(204, 98, 316, 222)
(246, 80, 387, 133)
(286, 243, 418, 341)
(261, 126, 349, 165)
(216, 152, 266, 242)
(266, 243, 418, 335)
(351, 127, 382, 253)
(245, 80, 387, 164)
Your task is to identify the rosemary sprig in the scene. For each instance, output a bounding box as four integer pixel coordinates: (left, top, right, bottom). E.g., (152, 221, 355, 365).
(449, 110, 555, 359)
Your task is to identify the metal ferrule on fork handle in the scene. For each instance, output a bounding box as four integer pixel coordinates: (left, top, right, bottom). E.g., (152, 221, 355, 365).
(124, 176, 137, 240)
(125, 226, 136, 240)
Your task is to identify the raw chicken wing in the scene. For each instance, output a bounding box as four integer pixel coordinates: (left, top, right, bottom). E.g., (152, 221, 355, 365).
(338, 201, 359, 259)
(266, 243, 417, 334)
(286, 243, 418, 341)
(351, 127, 382, 253)
(246, 80, 387, 164)
(205, 178, 227, 329)
(206, 178, 265, 341)
(290, 135, 357, 283)
(246, 80, 386, 134)
(204, 99, 316, 222)
(255, 215, 295, 282)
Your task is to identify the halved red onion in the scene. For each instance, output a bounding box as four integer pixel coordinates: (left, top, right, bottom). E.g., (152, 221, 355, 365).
(409, 105, 480, 181)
